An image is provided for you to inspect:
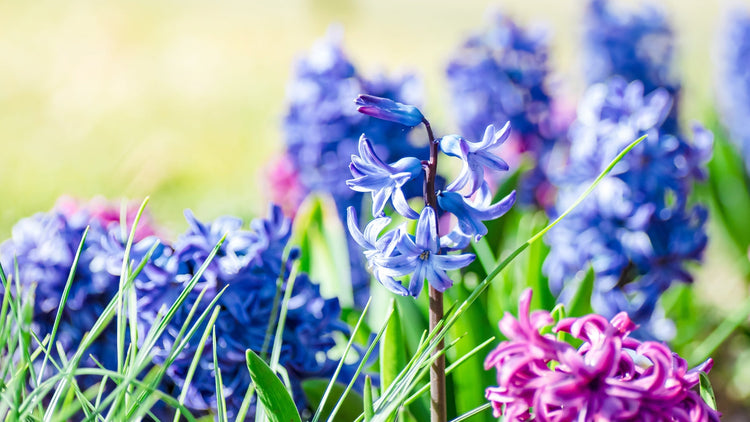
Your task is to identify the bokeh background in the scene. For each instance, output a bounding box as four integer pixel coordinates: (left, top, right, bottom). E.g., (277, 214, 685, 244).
(2, 0, 750, 414)
(0, 0, 722, 234)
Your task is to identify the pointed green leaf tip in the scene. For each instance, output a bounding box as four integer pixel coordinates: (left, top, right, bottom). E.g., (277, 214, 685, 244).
(245, 349, 302, 422)
(364, 375, 374, 422)
(699, 372, 717, 411)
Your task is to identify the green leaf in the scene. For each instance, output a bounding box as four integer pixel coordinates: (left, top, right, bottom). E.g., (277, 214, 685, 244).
(446, 284, 496, 422)
(364, 376, 374, 422)
(704, 118, 750, 254)
(380, 300, 406, 391)
(699, 372, 717, 411)
(213, 328, 228, 422)
(566, 266, 595, 318)
(290, 194, 354, 308)
(689, 292, 750, 365)
(245, 349, 301, 422)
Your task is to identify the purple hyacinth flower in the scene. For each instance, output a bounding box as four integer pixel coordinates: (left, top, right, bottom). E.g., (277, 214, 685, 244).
(485, 289, 721, 421)
(346, 206, 409, 296)
(347, 135, 422, 219)
(437, 185, 516, 241)
(355, 94, 425, 127)
(440, 123, 511, 196)
(373, 207, 475, 297)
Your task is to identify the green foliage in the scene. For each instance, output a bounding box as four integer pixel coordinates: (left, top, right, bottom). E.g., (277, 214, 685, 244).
(291, 194, 355, 308)
(245, 349, 301, 422)
(379, 300, 406, 391)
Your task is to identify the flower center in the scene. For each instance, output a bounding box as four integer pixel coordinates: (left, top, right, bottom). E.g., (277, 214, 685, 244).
(419, 250, 430, 261)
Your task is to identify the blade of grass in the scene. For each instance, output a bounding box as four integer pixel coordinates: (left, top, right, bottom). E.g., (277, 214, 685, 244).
(213, 327, 228, 422)
(326, 304, 394, 422)
(116, 197, 149, 374)
(449, 403, 491, 422)
(363, 375, 374, 422)
(124, 286, 228, 420)
(34, 234, 225, 421)
(403, 337, 495, 407)
(174, 305, 222, 422)
(256, 260, 300, 421)
(310, 297, 372, 422)
(38, 226, 89, 386)
(689, 292, 750, 365)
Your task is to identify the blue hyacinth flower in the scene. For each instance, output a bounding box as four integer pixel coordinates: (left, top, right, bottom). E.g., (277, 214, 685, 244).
(440, 123, 511, 196)
(437, 186, 516, 241)
(347, 135, 422, 219)
(355, 94, 425, 127)
(377, 207, 475, 297)
(346, 206, 409, 296)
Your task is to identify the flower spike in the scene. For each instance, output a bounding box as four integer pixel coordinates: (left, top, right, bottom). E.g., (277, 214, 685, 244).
(347, 94, 514, 299)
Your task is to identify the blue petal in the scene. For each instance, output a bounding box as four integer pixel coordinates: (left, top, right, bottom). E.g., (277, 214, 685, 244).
(433, 253, 476, 271)
(415, 206, 438, 252)
(374, 270, 409, 296)
(391, 188, 419, 219)
(424, 265, 453, 292)
(407, 262, 427, 297)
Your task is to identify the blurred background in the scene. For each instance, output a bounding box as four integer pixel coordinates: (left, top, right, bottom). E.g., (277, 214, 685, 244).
(2, 0, 750, 416)
(0, 0, 723, 235)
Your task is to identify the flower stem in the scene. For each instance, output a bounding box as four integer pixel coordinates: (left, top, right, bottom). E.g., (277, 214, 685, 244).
(422, 118, 446, 422)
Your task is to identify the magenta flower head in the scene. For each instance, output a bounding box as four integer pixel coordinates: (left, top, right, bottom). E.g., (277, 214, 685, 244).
(485, 289, 721, 421)
(355, 94, 425, 127)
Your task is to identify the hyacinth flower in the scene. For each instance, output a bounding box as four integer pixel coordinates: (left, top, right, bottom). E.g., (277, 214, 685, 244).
(446, 12, 564, 207)
(348, 99, 516, 296)
(274, 26, 434, 308)
(347, 94, 515, 420)
(347, 133, 422, 218)
(716, 11, 750, 170)
(139, 205, 357, 420)
(584, 0, 680, 132)
(440, 123, 511, 195)
(0, 199, 165, 385)
(544, 78, 712, 339)
(484, 289, 720, 421)
(54, 195, 160, 242)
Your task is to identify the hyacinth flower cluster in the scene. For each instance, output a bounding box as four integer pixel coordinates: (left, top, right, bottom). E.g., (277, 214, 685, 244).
(716, 10, 750, 170)
(276, 27, 432, 307)
(446, 12, 563, 207)
(134, 205, 356, 420)
(0, 199, 356, 420)
(484, 289, 720, 421)
(346, 95, 516, 297)
(584, 0, 680, 132)
(544, 78, 712, 339)
(0, 198, 161, 381)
